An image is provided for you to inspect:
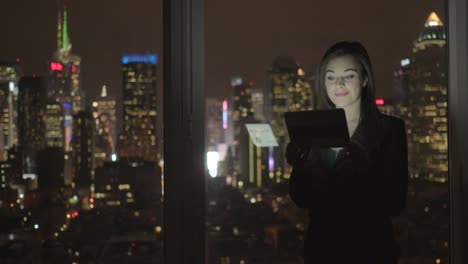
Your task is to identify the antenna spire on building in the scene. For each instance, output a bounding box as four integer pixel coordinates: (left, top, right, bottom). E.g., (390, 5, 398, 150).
(56, 2, 71, 54)
(101, 85, 108, 98)
(57, 6, 62, 51)
(62, 6, 70, 51)
(425, 12, 443, 27)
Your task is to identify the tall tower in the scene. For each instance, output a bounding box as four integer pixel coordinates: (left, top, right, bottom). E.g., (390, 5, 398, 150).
(0, 61, 20, 160)
(45, 102, 65, 148)
(119, 54, 158, 162)
(205, 98, 225, 149)
(266, 56, 313, 181)
(229, 78, 255, 184)
(407, 12, 447, 182)
(49, 2, 83, 151)
(92, 85, 117, 167)
(72, 110, 94, 188)
(18, 76, 47, 174)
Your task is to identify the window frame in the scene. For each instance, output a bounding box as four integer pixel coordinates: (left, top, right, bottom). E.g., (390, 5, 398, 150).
(163, 0, 468, 263)
(163, 0, 206, 263)
(448, 0, 468, 263)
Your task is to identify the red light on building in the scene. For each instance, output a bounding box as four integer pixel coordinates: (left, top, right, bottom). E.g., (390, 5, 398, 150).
(375, 98, 385, 105)
(72, 65, 76, 73)
(16, 58, 21, 62)
(50, 62, 63, 71)
(249, 81, 254, 86)
(71, 211, 79, 218)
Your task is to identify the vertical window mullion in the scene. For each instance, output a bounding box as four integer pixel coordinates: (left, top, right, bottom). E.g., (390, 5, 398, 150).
(448, 0, 468, 263)
(163, 0, 205, 263)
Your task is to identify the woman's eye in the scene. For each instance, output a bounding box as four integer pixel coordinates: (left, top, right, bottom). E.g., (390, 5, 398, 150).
(345, 75, 355, 80)
(326, 76, 335, 81)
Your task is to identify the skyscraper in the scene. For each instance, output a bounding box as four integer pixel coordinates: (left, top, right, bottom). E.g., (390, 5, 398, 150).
(407, 12, 447, 182)
(231, 77, 254, 150)
(0, 61, 20, 160)
(230, 77, 256, 185)
(266, 56, 313, 181)
(205, 97, 225, 149)
(18, 76, 47, 174)
(72, 110, 94, 188)
(251, 89, 265, 122)
(119, 54, 158, 162)
(92, 85, 116, 167)
(49, 3, 83, 151)
(45, 102, 65, 148)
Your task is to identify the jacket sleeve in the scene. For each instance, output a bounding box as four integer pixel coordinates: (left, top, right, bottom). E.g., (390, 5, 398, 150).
(288, 149, 332, 209)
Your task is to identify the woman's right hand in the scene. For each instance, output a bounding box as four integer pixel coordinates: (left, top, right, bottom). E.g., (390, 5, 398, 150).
(285, 142, 309, 168)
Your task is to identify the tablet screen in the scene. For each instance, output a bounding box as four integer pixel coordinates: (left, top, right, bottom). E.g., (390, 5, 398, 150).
(284, 109, 350, 148)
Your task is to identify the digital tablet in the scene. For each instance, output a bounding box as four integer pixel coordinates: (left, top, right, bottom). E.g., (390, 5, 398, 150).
(284, 109, 350, 148)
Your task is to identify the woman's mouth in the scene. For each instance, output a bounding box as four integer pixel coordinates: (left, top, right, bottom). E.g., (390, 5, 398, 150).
(335, 91, 349, 97)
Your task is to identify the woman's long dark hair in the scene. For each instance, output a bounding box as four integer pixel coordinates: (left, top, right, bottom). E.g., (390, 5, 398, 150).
(316, 41, 382, 148)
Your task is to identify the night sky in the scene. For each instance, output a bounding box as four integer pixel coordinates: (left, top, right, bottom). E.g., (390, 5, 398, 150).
(2, 0, 444, 116)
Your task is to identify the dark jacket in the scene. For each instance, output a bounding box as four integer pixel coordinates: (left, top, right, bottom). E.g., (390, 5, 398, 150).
(289, 114, 408, 264)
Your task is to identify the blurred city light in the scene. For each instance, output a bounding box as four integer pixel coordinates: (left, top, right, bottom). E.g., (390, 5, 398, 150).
(207, 151, 219, 177)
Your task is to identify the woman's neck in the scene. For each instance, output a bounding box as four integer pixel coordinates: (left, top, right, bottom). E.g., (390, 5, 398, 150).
(341, 99, 361, 123)
(340, 99, 361, 137)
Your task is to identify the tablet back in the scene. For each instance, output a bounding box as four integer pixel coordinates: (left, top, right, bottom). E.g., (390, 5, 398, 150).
(284, 109, 350, 148)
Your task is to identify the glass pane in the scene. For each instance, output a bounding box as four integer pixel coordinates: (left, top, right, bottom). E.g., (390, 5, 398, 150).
(205, 1, 447, 263)
(0, 1, 163, 263)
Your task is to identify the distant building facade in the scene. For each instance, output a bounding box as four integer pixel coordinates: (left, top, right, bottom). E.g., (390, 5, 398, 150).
(118, 54, 158, 162)
(406, 12, 447, 182)
(266, 57, 313, 181)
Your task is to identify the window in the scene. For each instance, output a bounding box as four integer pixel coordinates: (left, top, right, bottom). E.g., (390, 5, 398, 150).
(0, 1, 163, 263)
(203, 1, 449, 263)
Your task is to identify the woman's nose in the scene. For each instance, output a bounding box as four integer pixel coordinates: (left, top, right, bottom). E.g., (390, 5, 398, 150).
(335, 76, 345, 86)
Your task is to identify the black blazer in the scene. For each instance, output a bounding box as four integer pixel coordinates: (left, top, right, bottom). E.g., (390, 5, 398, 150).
(289, 114, 409, 264)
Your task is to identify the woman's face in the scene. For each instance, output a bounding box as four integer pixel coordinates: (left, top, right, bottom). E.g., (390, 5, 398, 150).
(324, 55, 368, 109)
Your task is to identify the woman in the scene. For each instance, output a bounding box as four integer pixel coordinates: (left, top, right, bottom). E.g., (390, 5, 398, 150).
(286, 41, 408, 263)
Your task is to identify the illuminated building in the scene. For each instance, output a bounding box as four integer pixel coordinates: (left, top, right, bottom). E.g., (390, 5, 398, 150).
(18, 76, 47, 174)
(230, 77, 254, 184)
(240, 121, 267, 188)
(72, 110, 94, 188)
(119, 54, 158, 162)
(93, 159, 162, 208)
(407, 12, 447, 182)
(206, 98, 225, 149)
(376, 98, 392, 115)
(205, 97, 228, 175)
(0, 61, 20, 160)
(49, 4, 83, 151)
(251, 88, 265, 122)
(266, 56, 313, 181)
(390, 58, 412, 120)
(0, 162, 9, 189)
(92, 85, 116, 167)
(227, 78, 269, 188)
(45, 102, 64, 148)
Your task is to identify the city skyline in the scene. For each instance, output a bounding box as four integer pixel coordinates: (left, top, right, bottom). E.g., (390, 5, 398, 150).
(0, 1, 450, 263)
(1, 1, 443, 103)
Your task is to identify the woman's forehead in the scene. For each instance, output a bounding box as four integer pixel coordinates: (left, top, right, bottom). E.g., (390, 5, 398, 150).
(325, 55, 361, 70)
